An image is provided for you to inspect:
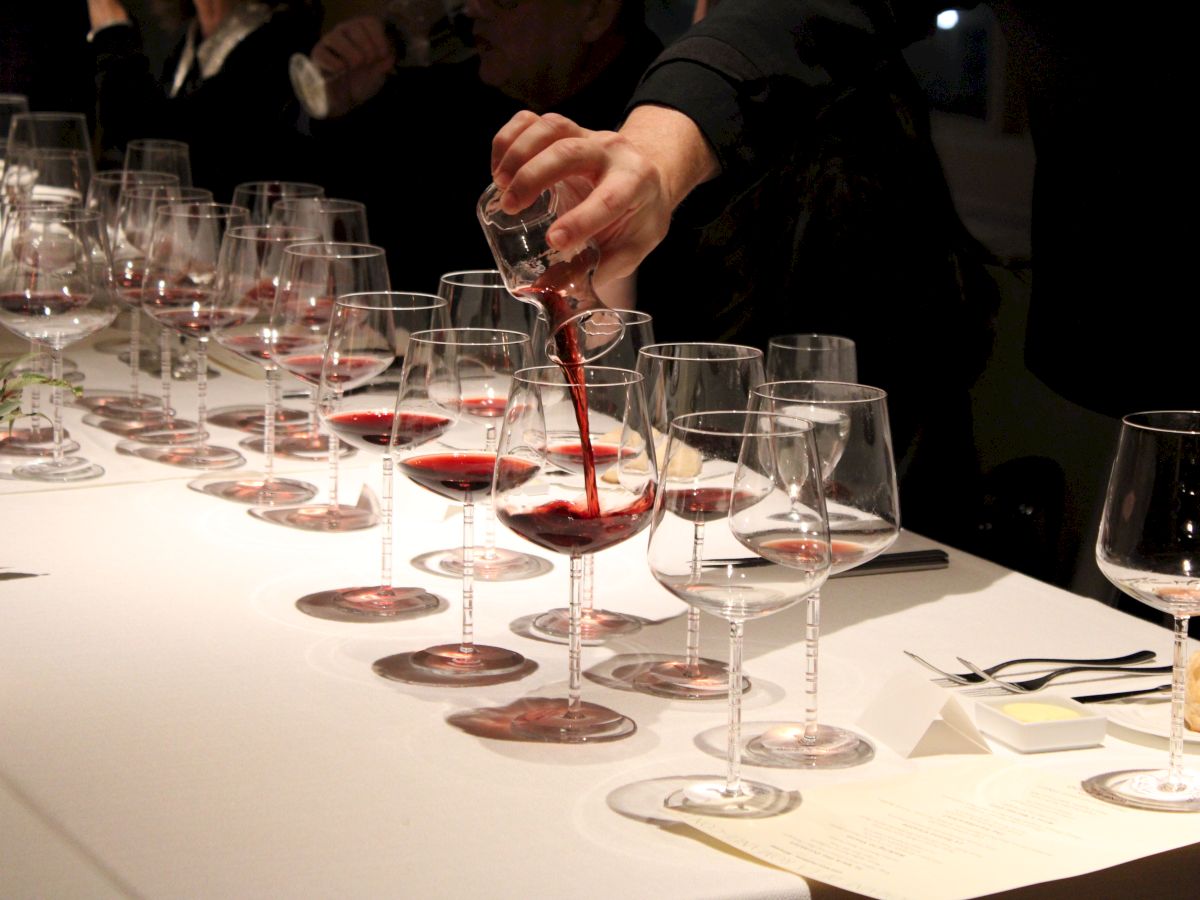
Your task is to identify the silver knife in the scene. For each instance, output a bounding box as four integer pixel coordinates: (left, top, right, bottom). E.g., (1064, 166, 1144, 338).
(1074, 684, 1172, 703)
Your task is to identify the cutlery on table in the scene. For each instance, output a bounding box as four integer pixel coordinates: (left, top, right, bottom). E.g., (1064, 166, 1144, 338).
(703, 549, 948, 576)
(903, 649, 1157, 685)
(1073, 684, 1173, 704)
(956, 657, 1173, 694)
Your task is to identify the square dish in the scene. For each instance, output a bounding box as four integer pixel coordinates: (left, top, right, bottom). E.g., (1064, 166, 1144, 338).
(975, 695, 1106, 752)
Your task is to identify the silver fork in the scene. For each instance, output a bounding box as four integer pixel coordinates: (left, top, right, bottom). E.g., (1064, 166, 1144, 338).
(955, 657, 1173, 694)
(903, 649, 1156, 685)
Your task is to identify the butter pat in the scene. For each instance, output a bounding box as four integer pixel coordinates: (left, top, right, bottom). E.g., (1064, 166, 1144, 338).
(975, 695, 1104, 753)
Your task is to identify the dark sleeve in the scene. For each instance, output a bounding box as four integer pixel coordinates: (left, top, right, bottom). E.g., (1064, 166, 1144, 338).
(628, 0, 949, 200)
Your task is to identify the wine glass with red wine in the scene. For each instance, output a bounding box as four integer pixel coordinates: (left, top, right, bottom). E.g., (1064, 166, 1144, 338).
(251, 241, 391, 532)
(631, 342, 765, 699)
(649, 410, 830, 816)
(294, 292, 449, 619)
(741, 380, 899, 768)
(491, 365, 657, 741)
(192, 224, 323, 504)
(384, 327, 535, 682)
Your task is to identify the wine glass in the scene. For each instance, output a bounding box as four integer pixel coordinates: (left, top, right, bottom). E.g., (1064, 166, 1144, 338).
(742, 380, 899, 768)
(0, 94, 30, 172)
(648, 410, 829, 816)
(121, 202, 250, 467)
(1083, 411, 1200, 812)
(412, 269, 549, 583)
(192, 224, 323, 503)
(268, 197, 369, 243)
(295, 294, 449, 618)
(631, 342, 765, 699)
(492, 365, 657, 741)
(386, 328, 535, 681)
(530, 307, 657, 641)
(766, 334, 857, 383)
(2, 146, 93, 211)
(86, 170, 178, 248)
(123, 139, 192, 187)
(250, 241, 391, 532)
(0, 207, 118, 480)
(232, 181, 324, 225)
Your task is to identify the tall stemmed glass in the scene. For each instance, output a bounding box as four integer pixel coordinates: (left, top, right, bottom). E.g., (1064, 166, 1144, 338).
(531, 308, 656, 641)
(766, 334, 857, 383)
(124, 139, 192, 187)
(649, 411, 829, 816)
(413, 269, 549, 583)
(493, 366, 657, 741)
(123, 202, 250, 467)
(232, 181, 324, 225)
(386, 328, 535, 681)
(297, 293, 449, 618)
(1084, 411, 1200, 812)
(744, 380, 899, 768)
(632, 342, 765, 699)
(193, 224, 323, 503)
(251, 241, 390, 531)
(0, 207, 118, 480)
(268, 197, 369, 243)
(0, 94, 30, 175)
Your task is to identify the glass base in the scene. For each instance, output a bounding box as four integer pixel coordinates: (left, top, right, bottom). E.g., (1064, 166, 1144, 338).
(697, 720, 874, 770)
(297, 586, 442, 622)
(532, 607, 642, 641)
(411, 546, 553, 582)
(208, 404, 308, 433)
(1083, 768, 1200, 812)
(0, 425, 79, 457)
(373, 649, 537, 686)
(633, 658, 749, 700)
(188, 473, 317, 505)
(665, 779, 801, 819)
(249, 502, 377, 532)
(272, 432, 354, 460)
(509, 700, 636, 743)
(82, 412, 172, 436)
(118, 442, 245, 470)
(129, 419, 206, 445)
(76, 390, 161, 415)
(13, 456, 103, 482)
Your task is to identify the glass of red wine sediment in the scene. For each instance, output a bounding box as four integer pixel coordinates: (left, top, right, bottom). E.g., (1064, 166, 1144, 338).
(297, 292, 449, 621)
(251, 241, 391, 532)
(378, 327, 536, 682)
(733, 380, 899, 768)
(648, 410, 830, 816)
(630, 342, 766, 699)
(490, 365, 658, 741)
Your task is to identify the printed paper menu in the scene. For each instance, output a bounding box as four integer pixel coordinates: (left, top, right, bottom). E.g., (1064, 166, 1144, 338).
(673, 759, 1200, 899)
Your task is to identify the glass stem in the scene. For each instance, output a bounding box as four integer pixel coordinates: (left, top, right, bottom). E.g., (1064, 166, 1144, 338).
(803, 590, 822, 743)
(194, 339, 208, 437)
(684, 521, 705, 673)
(568, 552, 583, 716)
(482, 424, 498, 561)
(1168, 614, 1190, 788)
(582, 554, 595, 615)
(326, 386, 341, 513)
(28, 342, 41, 418)
(459, 492, 476, 653)
(263, 366, 278, 485)
(725, 619, 745, 796)
(50, 347, 63, 464)
(159, 327, 172, 422)
(380, 455, 393, 587)
(128, 310, 141, 399)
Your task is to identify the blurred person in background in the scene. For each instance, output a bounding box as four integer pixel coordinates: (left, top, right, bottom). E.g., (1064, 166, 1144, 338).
(86, 0, 322, 197)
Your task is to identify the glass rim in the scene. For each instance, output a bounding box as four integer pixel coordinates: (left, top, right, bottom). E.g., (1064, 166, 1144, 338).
(9, 111, 87, 123)
(154, 201, 248, 220)
(409, 326, 529, 347)
(126, 137, 189, 151)
(1121, 410, 1200, 435)
(5, 205, 103, 226)
(335, 291, 446, 312)
(638, 341, 762, 362)
(437, 269, 504, 287)
(90, 169, 178, 185)
(226, 223, 322, 242)
(233, 179, 323, 192)
(754, 379, 887, 405)
(669, 409, 815, 438)
(281, 240, 385, 258)
(513, 364, 643, 387)
(121, 185, 210, 201)
(271, 196, 364, 214)
(767, 333, 856, 349)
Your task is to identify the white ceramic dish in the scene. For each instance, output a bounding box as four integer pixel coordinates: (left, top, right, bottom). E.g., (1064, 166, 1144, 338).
(1104, 701, 1200, 744)
(975, 695, 1106, 752)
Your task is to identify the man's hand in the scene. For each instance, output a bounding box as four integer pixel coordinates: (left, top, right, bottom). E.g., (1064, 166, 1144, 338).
(87, 0, 131, 31)
(489, 106, 718, 285)
(310, 16, 395, 118)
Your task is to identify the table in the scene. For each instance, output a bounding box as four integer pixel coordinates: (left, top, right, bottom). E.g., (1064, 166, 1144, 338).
(3, 329, 1198, 899)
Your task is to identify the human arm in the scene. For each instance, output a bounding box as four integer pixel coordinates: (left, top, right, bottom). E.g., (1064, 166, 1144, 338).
(308, 15, 395, 119)
(86, 0, 130, 32)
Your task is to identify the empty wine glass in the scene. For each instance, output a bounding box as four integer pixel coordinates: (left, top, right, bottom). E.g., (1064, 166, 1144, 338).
(491, 366, 657, 741)
(232, 181, 324, 225)
(124, 138, 192, 187)
(1084, 411, 1200, 812)
(0, 207, 118, 480)
(2, 146, 93, 211)
(631, 342, 765, 699)
(268, 197, 369, 243)
(385, 328, 535, 681)
(193, 224, 323, 503)
(251, 241, 391, 531)
(742, 380, 899, 768)
(121, 201, 250, 467)
(86, 170, 178, 245)
(766, 334, 857, 383)
(649, 410, 829, 816)
(0, 94, 30, 173)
